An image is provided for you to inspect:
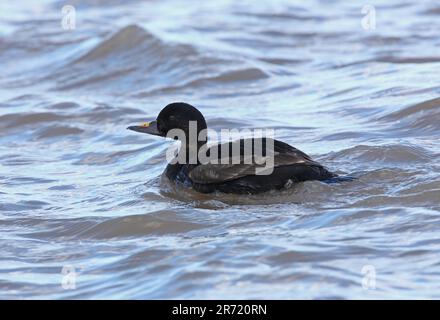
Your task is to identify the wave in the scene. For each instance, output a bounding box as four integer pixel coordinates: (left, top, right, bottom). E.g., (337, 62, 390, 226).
(0, 112, 67, 130)
(78, 211, 209, 239)
(18, 210, 209, 240)
(377, 97, 440, 134)
(74, 25, 183, 63)
(327, 144, 434, 164)
(48, 24, 267, 95)
(377, 56, 440, 64)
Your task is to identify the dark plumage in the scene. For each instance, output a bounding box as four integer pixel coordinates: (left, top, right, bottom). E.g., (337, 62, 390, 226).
(128, 102, 336, 194)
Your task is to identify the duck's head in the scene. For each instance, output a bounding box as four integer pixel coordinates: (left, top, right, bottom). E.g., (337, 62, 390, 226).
(127, 102, 207, 139)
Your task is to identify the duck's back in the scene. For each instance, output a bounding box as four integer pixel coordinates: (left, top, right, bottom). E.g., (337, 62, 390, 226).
(166, 138, 336, 194)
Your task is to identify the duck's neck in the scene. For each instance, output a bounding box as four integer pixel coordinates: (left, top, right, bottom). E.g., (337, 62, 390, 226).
(177, 134, 208, 165)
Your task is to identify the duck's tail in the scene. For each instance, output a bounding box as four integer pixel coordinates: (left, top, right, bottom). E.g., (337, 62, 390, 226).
(324, 174, 357, 184)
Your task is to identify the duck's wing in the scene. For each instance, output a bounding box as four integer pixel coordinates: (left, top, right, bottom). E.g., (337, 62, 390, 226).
(189, 138, 321, 184)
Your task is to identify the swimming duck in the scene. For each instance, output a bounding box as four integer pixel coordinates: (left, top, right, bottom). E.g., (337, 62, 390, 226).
(128, 102, 336, 194)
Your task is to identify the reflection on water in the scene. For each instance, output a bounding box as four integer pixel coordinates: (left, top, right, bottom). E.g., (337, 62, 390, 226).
(0, 0, 440, 299)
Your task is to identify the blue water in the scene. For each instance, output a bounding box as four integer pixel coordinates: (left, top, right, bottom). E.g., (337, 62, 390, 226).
(0, 0, 439, 299)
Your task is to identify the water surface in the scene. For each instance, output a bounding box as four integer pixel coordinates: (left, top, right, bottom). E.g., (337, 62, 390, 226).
(1, 0, 440, 299)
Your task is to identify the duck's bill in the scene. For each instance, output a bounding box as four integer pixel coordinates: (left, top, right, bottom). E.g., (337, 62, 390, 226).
(127, 120, 161, 136)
